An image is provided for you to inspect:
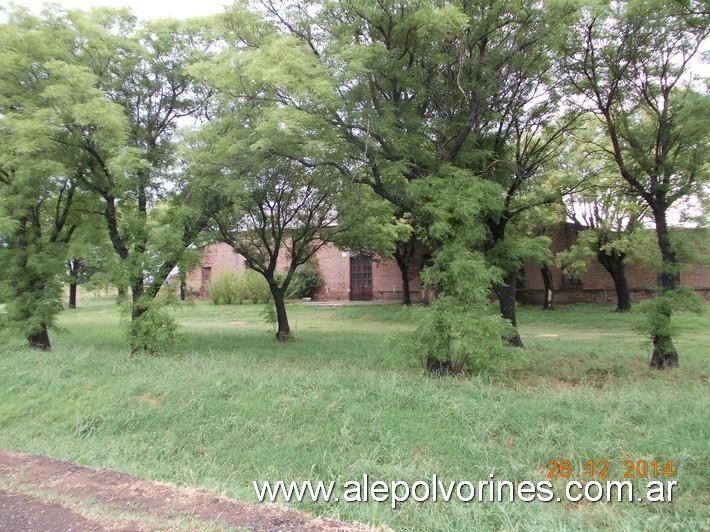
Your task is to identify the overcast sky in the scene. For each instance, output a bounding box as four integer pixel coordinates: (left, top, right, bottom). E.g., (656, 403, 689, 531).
(5, 0, 232, 19)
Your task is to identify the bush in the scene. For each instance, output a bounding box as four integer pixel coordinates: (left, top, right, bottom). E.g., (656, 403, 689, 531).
(128, 302, 178, 355)
(634, 286, 704, 340)
(289, 262, 322, 298)
(277, 260, 321, 300)
(209, 270, 271, 305)
(414, 296, 512, 375)
(412, 243, 512, 375)
(209, 271, 244, 305)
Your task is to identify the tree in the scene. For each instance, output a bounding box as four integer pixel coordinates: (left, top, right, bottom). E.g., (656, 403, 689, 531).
(187, 32, 395, 340)
(254, 0, 580, 344)
(64, 222, 118, 309)
(564, 0, 709, 367)
(57, 10, 216, 352)
(0, 7, 123, 349)
(562, 191, 648, 313)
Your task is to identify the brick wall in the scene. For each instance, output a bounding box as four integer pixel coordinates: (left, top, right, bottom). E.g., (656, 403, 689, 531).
(187, 241, 423, 301)
(189, 226, 710, 304)
(186, 242, 245, 298)
(518, 225, 710, 305)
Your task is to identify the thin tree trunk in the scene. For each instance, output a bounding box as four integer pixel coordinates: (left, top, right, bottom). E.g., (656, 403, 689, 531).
(179, 271, 187, 301)
(270, 284, 290, 342)
(495, 272, 523, 347)
(69, 282, 77, 309)
(650, 206, 680, 369)
(540, 265, 553, 310)
(67, 257, 81, 309)
(399, 261, 412, 305)
(28, 323, 50, 350)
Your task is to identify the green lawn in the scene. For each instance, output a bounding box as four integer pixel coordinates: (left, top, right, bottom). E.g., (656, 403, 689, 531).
(0, 296, 708, 531)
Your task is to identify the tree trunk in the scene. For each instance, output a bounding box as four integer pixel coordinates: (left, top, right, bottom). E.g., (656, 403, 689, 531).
(269, 284, 290, 342)
(495, 272, 524, 347)
(28, 323, 50, 350)
(180, 272, 187, 301)
(117, 285, 127, 298)
(131, 281, 146, 321)
(67, 257, 81, 309)
(597, 253, 631, 312)
(650, 205, 680, 369)
(393, 247, 413, 305)
(540, 265, 553, 310)
(651, 319, 679, 369)
(69, 282, 77, 309)
(399, 261, 412, 305)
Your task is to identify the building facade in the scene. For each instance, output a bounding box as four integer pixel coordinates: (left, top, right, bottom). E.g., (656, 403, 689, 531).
(517, 224, 710, 305)
(186, 241, 425, 302)
(188, 226, 710, 303)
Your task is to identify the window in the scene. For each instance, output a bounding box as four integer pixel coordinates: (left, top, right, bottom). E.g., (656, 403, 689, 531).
(560, 273, 582, 287)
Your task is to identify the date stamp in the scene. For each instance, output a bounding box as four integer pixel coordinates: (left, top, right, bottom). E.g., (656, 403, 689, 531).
(546, 459, 674, 479)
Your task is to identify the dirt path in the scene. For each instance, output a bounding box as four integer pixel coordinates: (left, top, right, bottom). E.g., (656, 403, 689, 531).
(0, 450, 378, 531)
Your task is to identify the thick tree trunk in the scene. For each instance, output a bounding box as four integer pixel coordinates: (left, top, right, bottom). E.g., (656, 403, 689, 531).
(399, 261, 412, 305)
(495, 272, 524, 348)
(597, 253, 631, 312)
(269, 284, 290, 342)
(651, 321, 679, 369)
(131, 281, 146, 321)
(28, 323, 50, 350)
(540, 265, 553, 310)
(393, 247, 413, 305)
(609, 265, 631, 312)
(650, 205, 680, 369)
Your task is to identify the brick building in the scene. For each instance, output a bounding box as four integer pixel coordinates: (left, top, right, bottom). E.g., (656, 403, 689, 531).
(517, 224, 710, 305)
(188, 226, 710, 303)
(186, 241, 425, 302)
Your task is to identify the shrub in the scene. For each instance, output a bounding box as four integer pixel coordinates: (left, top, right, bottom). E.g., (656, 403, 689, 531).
(413, 243, 512, 375)
(128, 301, 178, 355)
(209, 270, 271, 305)
(634, 286, 704, 345)
(209, 271, 243, 305)
(243, 270, 271, 303)
(290, 261, 322, 298)
(275, 259, 322, 300)
(414, 296, 512, 375)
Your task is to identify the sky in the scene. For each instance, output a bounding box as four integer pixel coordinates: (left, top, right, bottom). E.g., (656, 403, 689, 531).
(3, 0, 232, 19)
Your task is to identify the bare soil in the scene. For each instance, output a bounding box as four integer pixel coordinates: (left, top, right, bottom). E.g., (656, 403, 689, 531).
(0, 449, 378, 531)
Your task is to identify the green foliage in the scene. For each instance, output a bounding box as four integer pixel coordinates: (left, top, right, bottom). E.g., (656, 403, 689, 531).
(127, 299, 178, 356)
(209, 271, 270, 305)
(414, 243, 512, 374)
(260, 302, 277, 332)
(634, 286, 704, 343)
(0, 245, 65, 342)
(414, 296, 512, 374)
(288, 260, 322, 299)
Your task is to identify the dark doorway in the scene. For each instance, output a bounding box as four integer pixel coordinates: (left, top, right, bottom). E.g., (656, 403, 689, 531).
(350, 255, 373, 300)
(201, 266, 212, 290)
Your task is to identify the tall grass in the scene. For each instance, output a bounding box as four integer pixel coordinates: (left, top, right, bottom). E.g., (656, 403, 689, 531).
(0, 298, 707, 530)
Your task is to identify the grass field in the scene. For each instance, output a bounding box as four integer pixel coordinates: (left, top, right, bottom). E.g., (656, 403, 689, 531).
(0, 296, 708, 531)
